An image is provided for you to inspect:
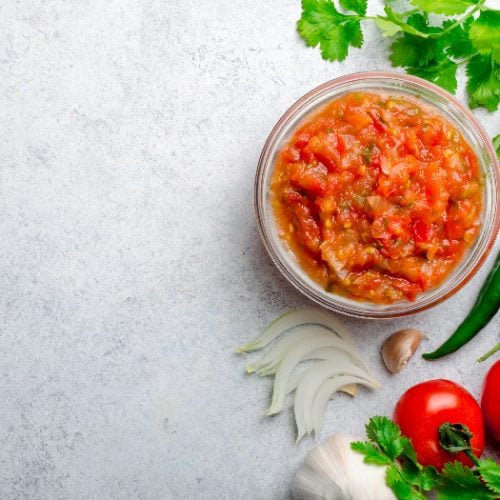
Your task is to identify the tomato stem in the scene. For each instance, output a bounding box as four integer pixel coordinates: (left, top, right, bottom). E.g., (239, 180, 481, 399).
(438, 422, 480, 467)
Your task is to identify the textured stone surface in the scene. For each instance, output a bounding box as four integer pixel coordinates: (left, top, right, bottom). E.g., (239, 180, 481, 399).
(0, 1, 499, 499)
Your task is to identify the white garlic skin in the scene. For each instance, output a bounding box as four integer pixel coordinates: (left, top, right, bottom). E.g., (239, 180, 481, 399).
(292, 434, 396, 500)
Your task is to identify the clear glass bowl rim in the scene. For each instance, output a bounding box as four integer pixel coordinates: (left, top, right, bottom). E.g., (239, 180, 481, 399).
(254, 72, 500, 319)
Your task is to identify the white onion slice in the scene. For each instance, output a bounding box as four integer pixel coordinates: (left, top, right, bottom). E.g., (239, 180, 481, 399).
(285, 347, 357, 393)
(254, 330, 361, 377)
(294, 362, 379, 440)
(311, 375, 378, 436)
(237, 308, 380, 441)
(246, 325, 342, 375)
(266, 336, 373, 416)
(236, 308, 354, 353)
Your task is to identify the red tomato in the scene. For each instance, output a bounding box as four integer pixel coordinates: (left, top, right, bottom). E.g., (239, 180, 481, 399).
(394, 379, 484, 471)
(481, 360, 500, 445)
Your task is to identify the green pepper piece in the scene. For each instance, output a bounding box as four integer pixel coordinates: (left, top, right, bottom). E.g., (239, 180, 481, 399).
(423, 250, 500, 360)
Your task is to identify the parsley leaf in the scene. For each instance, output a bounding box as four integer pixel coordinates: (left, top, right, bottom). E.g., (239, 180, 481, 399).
(410, 0, 476, 15)
(339, 0, 367, 16)
(469, 11, 500, 64)
(478, 459, 500, 495)
(466, 54, 500, 111)
(297, 0, 363, 62)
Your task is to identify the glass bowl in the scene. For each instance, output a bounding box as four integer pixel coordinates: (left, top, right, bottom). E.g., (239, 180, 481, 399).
(254, 72, 499, 319)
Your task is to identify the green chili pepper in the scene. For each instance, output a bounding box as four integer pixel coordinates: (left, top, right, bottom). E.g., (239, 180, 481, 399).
(422, 250, 500, 360)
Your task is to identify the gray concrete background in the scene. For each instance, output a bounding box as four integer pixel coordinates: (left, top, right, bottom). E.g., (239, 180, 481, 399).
(0, 1, 499, 499)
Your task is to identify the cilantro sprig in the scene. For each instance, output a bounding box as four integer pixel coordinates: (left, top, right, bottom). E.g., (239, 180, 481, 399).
(352, 416, 500, 499)
(352, 417, 439, 498)
(297, 0, 500, 111)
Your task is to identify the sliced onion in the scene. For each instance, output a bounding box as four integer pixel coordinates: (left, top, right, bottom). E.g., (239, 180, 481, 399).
(236, 308, 353, 353)
(285, 347, 358, 393)
(311, 375, 378, 435)
(293, 362, 379, 440)
(246, 325, 342, 375)
(266, 335, 372, 416)
(254, 329, 361, 377)
(237, 308, 380, 441)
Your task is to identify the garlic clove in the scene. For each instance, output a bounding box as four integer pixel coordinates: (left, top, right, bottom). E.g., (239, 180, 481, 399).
(338, 383, 357, 397)
(382, 329, 425, 374)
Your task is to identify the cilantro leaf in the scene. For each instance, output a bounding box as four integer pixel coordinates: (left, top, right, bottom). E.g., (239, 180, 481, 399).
(442, 18, 475, 59)
(339, 0, 367, 16)
(345, 18, 363, 48)
(401, 460, 421, 485)
(437, 461, 495, 500)
(386, 465, 424, 499)
(401, 436, 419, 465)
(390, 34, 437, 67)
(466, 54, 500, 111)
(297, 0, 363, 61)
(365, 416, 404, 460)
(376, 6, 430, 38)
(351, 441, 392, 465)
(493, 135, 500, 160)
(469, 11, 500, 64)
(409, 58, 458, 93)
(375, 17, 404, 37)
(406, 13, 441, 34)
(420, 466, 439, 491)
(389, 16, 458, 93)
(478, 459, 500, 495)
(410, 0, 476, 15)
(389, 36, 422, 66)
(389, 15, 443, 67)
(400, 446, 438, 492)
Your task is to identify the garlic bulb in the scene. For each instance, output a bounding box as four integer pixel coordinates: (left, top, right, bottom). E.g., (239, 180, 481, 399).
(382, 329, 425, 374)
(292, 434, 396, 500)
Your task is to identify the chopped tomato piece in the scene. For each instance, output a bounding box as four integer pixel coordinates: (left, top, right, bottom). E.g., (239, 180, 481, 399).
(291, 163, 328, 196)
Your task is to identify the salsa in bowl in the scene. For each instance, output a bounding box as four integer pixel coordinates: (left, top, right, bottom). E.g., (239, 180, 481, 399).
(255, 73, 499, 318)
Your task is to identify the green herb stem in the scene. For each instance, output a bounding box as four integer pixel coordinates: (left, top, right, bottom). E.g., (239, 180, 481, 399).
(477, 343, 500, 362)
(437, 0, 487, 37)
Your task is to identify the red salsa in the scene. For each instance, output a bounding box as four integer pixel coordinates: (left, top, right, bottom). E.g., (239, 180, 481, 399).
(272, 92, 482, 303)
